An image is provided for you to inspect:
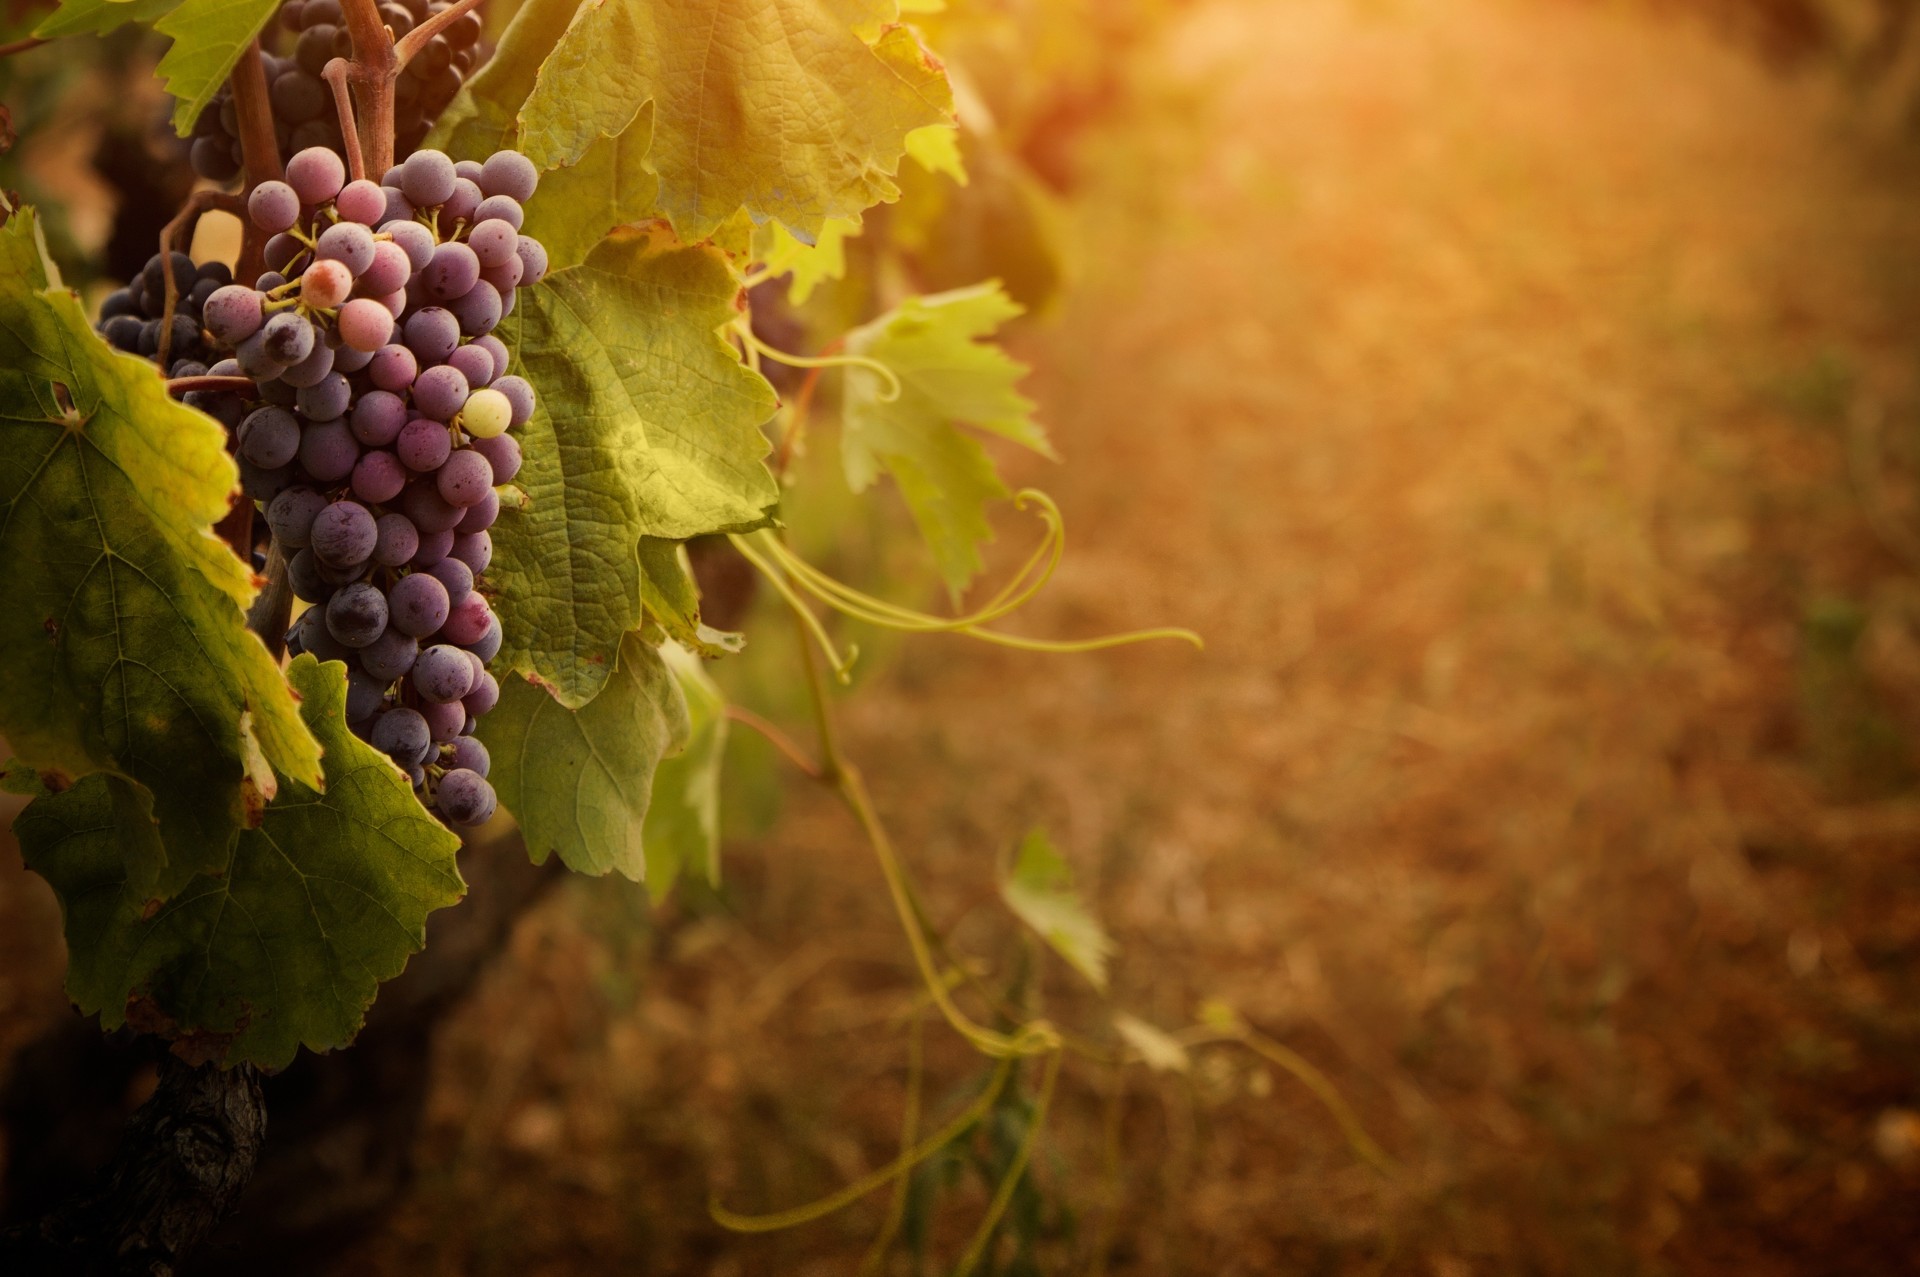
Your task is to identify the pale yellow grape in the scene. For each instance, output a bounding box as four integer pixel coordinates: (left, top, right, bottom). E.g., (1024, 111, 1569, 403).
(460, 387, 512, 438)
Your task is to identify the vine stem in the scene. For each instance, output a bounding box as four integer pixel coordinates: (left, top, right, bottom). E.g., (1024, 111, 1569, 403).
(0, 35, 48, 57)
(155, 190, 243, 369)
(339, 0, 397, 177)
(165, 375, 255, 395)
(393, 0, 483, 67)
(321, 59, 368, 183)
(723, 704, 823, 780)
(246, 540, 293, 660)
(229, 38, 282, 281)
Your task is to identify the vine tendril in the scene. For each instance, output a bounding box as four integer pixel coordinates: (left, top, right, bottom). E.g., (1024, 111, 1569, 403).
(738, 327, 903, 402)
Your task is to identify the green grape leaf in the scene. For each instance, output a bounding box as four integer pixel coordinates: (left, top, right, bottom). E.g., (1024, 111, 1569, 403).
(16, 657, 466, 1070)
(890, 125, 1067, 314)
(155, 0, 282, 136)
(0, 208, 322, 882)
(517, 0, 955, 242)
(482, 634, 690, 880)
(492, 225, 777, 706)
(1113, 1012, 1191, 1075)
(840, 281, 1053, 595)
(640, 537, 744, 658)
(641, 641, 728, 901)
(35, 0, 184, 40)
(904, 122, 966, 184)
(753, 216, 862, 305)
(999, 829, 1114, 992)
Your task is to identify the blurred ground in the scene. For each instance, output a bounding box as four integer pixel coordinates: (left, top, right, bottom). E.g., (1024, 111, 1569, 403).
(10, 0, 1920, 1272)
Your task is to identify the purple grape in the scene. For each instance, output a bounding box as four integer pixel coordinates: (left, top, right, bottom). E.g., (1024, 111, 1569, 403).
(380, 164, 404, 185)
(362, 630, 420, 685)
(318, 555, 369, 585)
(336, 178, 388, 226)
(411, 364, 469, 422)
(422, 241, 481, 301)
(491, 375, 534, 427)
(478, 150, 538, 202)
(454, 159, 485, 182)
(235, 330, 288, 380)
(351, 389, 410, 445)
(402, 306, 460, 366)
(257, 376, 297, 407)
(345, 667, 389, 721)
(279, 337, 337, 389)
(461, 672, 498, 719)
(239, 407, 300, 469)
(440, 593, 492, 645)
(436, 449, 493, 507)
(301, 258, 355, 308)
(427, 556, 473, 605)
(368, 514, 416, 569)
(261, 311, 316, 365)
(464, 613, 503, 662)
(413, 644, 475, 703)
(435, 768, 496, 825)
(351, 449, 407, 504)
(420, 698, 464, 742)
(473, 335, 509, 382)
(310, 499, 377, 567)
(359, 240, 412, 296)
(286, 145, 347, 205)
(374, 290, 407, 318)
(264, 232, 305, 273)
(266, 486, 328, 548)
(456, 485, 499, 534)
(388, 571, 451, 636)
(371, 706, 430, 764)
(442, 177, 482, 225)
(447, 343, 494, 388)
(514, 237, 548, 286)
(400, 149, 456, 207)
(479, 254, 523, 294)
(248, 180, 300, 233)
(445, 734, 489, 775)
(287, 549, 336, 605)
(447, 280, 502, 336)
(296, 371, 351, 420)
(338, 297, 395, 352)
(402, 481, 465, 533)
(468, 432, 521, 483)
(254, 271, 286, 293)
(334, 342, 375, 372)
(369, 344, 419, 392)
(203, 285, 265, 342)
(472, 196, 524, 230)
(467, 219, 518, 269)
(411, 526, 455, 567)
(317, 221, 377, 275)
(240, 459, 295, 500)
(383, 219, 435, 271)
(460, 648, 486, 685)
(327, 581, 388, 647)
(450, 530, 492, 575)
(396, 417, 452, 472)
(382, 187, 414, 225)
(299, 418, 361, 483)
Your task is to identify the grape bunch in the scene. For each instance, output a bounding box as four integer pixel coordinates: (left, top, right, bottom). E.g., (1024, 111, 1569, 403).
(205, 144, 546, 827)
(94, 252, 231, 374)
(190, 0, 488, 181)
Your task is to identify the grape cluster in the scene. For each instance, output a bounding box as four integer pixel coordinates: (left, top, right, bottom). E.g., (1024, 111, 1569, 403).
(206, 144, 545, 826)
(94, 252, 231, 373)
(190, 0, 487, 181)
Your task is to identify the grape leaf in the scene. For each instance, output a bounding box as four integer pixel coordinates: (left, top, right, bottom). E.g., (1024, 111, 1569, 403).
(0, 208, 322, 882)
(516, 0, 955, 242)
(753, 216, 862, 306)
(904, 122, 966, 184)
(35, 0, 184, 40)
(999, 829, 1113, 992)
(482, 634, 690, 880)
(15, 657, 466, 1070)
(840, 281, 1052, 594)
(1113, 1012, 1191, 1075)
(640, 537, 744, 657)
(891, 126, 1066, 314)
(155, 0, 282, 135)
(492, 225, 776, 706)
(641, 641, 728, 901)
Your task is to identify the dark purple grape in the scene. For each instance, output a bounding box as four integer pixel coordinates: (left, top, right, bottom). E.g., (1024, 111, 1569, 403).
(286, 145, 347, 205)
(361, 629, 420, 683)
(400, 149, 457, 207)
(411, 526, 456, 568)
(359, 240, 413, 296)
(239, 458, 295, 501)
(234, 330, 288, 380)
(402, 306, 460, 366)
(382, 187, 416, 227)
(463, 613, 502, 662)
(411, 364, 469, 421)
(294, 24, 337, 77)
(296, 605, 353, 662)
(450, 530, 492, 575)
(346, 666, 390, 721)
(468, 432, 520, 483)
(336, 179, 388, 226)
(239, 406, 301, 469)
(447, 343, 494, 387)
(373, 512, 421, 567)
(327, 581, 389, 647)
(397, 417, 452, 472)
(384, 220, 435, 271)
(203, 285, 265, 342)
(435, 768, 496, 825)
(422, 241, 481, 301)
(371, 706, 431, 764)
(264, 232, 305, 273)
(279, 337, 337, 389)
(440, 592, 492, 645)
(447, 280, 501, 336)
(387, 570, 451, 636)
(299, 418, 361, 483)
(310, 500, 378, 567)
(192, 136, 242, 181)
(270, 69, 327, 123)
(317, 222, 377, 276)
(445, 734, 489, 776)
(456, 485, 499, 534)
(248, 181, 300, 234)
(257, 376, 297, 407)
(287, 548, 336, 604)
(461, 671, 498, 719)
(296, 371, 352, 420)
(266, 486, 328, 548)
(369, 344, 419, 393)
(402, 481, 465, 533)
(473, 335, 509, 381)
(436, 449, 493, 507)
(427, 556, 472, 604)
(479, 150, 538, 203)
(419, 697, 463, 742)
(479, 254, 524, 294)
(514, 237, 548, 286)
(491, 374, 534, 427)
(334, 342, 375, 373)
(413, 643, 474, 702)
(102, 315, 143, 351)
(351, 449, 407, 504)
(348, 390, 408, 447)
(262, 311, 316, 365)
(443, 178, 483, 226)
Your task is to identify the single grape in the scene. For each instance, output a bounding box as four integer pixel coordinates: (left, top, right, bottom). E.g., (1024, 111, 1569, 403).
(380, 163, 404, 185)
(373, 511, 421, 567)
(440, 592, 492, 645)
(264, 232, 306, 274)
(447, 343, 494, 388)
(287, 549, 336, 605)
(446, 279, 501, 336)
(514, 237, 549, 286)
(411, 526, 456, 568)
(478, 149, 538, 203)
(381, 186, 416, 226)
(445, 734, 490, 776)
(99, 288, 138, 321)
(345, 667, 390, 722)
(359, 240, 413, 297)
(402, 306, 460, 366)
(461, 671, 499, 719)
(400, 149, 457, 208)
(490, 374, 535, 428)
(255, 270, 287, 292)
(362, 628, 420, 683)
(301, 258, 355, 308)
(318, 554, 370, 585)
(369, 344, 419, 393)
(336, 178, 388, 226)
(427, 555, 473, 605)
(422, 241, 481, 301)
(454, 159, 485, 182)
(479, 254, 524, 295)
(403, 481, 465, 533)
(411, 364, 470, 422)
(239, 406, 301, 469)
(387, 571, 451, 637)
(445, 178, 484, 226)
(294, 24, 336, 76)
(469, 432, 521, 483)
(248, 181, 301, 234)
(467, 219, 518, 269)
(413, 643, 474, 702)
(435, 769, 496, 825)
(464, 613, 503, 662)
(351, 449, 408, 504)
(371, 706, 431, 764)
(419, 697, 464, 742)
(456, 486, 499, 534)
(310, 499, 378, 567)
(473, 335, 510, 381)
(234, 330, 288, 380)
(327, 581, 389, 648)
(472, 196, 524, 230)
(299, 418, 361, 483)
(202, 285, 265, 342)
(338, 297, 396, 352)
(396, 417, 452, 472)
(316, 221, 378, 276)
(297, 605, 353, 662)
(436, 448, 494, 507)
(103, 315, 143, 351)
(266, 486, 328, 549)
(279, 337, 338, 389)
(192, 136, 240, 181)
(257, 376, 298, 407)
(270, 70, 327, 124)
(459, 386, 512, 438)
(374, 289, 408, 318)
(286, 145, 348, 205)
(296, 372, 352, 421)
(347, 389, 407, 447)
(384, 220, 436, 271)
(451, 530, 492, 575)
(262, 310, 317, 365)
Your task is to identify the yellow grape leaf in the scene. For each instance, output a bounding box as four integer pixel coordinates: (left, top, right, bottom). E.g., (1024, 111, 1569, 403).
(1000, 828, 1113, 991)
(1114, 1013, 1191, 1075)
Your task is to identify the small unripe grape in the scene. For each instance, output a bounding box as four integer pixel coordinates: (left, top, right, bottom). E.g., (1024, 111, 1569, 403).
(301, 258, 355, 308)
(460, 387, 512, 438)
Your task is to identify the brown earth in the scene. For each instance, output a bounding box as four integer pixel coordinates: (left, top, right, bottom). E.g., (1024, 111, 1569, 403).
(9, 0, 1920, 1273)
